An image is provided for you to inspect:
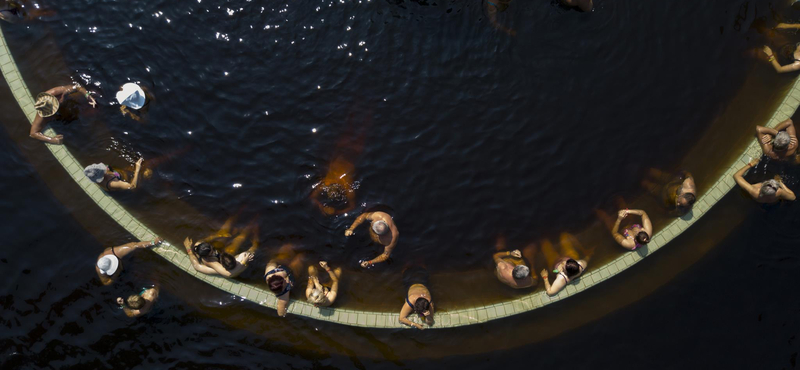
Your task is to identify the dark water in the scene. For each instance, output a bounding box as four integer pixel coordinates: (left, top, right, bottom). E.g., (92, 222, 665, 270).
(6, 0, 795, 309)
(3, 0, 800, 366)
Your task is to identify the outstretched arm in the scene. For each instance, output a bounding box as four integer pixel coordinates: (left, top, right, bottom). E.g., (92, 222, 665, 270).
(763, 46, 800, 73)
(776, 23, 800, 30)
(129, 158, 143, 189)
(29, 114, 64, 144)
(276, 293, 290, 317)
(345, 212, 371, 235)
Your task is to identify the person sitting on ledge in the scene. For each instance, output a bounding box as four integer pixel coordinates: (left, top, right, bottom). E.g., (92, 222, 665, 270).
(30, 84, 96, 144)
(399, 266, 434, 329)
(492, 236, 536, 289)
(96, 238, 163, 285)
(345, 211, 399, 268)
(763, 44, 800, 74)
(183, 238, 254, 278)
(306, 261, 341, 307)
(116, 286, 158, 318)
(83, 158, 144, 191)
(540, 257, 587, 296)
(559, 0, 593, 12)
(756, 119, 798, 160)
(597, 209, 653, 251)
(265, 244, 303, 317)
(734, 159, 796, 204)
(643, 169, 696, 216)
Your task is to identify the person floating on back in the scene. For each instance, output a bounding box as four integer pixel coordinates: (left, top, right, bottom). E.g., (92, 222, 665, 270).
(756, 119, 798, 160)
(30, 84, 96, 144)
(84, 158, 144, 191)
(399, 266, 434, 329)
(96, 238, 162, 285)
(345, 211, 399, 268)
(116, 286, 159, 318)
(734, 159, 797, 204)
(306, 261, 341, 307)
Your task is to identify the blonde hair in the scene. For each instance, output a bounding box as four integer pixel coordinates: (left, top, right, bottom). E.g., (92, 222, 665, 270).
(308, 289, 326, 305)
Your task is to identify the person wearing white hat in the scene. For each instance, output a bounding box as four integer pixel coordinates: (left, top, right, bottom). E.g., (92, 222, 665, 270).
(344, 211, 399, 268)
(96, 238, 163, 285)
(117, 83, 151, 122)
(29, 84, 96, 144)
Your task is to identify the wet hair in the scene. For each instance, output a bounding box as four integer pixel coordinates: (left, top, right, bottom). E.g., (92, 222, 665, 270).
(760, 180, 779, 198)
(564, 259, 581, 277)
(308, 289, 325, 305)
(635, 231, 650, 245)
(193, 242, 216, 258)
(372, 220, 389, 235)
(219, 253, 237, 271)
(267, 275, 285, 293)
(126, 294, 145, 310)
(414, 297, 431, 314)
(512, 265, 530, 280)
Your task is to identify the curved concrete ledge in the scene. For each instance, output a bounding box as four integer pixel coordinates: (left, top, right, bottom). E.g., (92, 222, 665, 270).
(2, 25, 798, 329)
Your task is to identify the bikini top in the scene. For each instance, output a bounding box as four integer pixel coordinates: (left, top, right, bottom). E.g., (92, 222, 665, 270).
(622, 224, 643, 250)
(104, 167, 123, 190)
(555, 263, 584, 283)
(265, 266, 294, 297)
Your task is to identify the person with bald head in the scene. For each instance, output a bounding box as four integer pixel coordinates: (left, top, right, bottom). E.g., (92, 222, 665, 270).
(345, 211, 399, 268)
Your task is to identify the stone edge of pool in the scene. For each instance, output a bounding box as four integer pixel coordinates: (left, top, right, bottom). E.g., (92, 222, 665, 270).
(1, 26, 797, 329)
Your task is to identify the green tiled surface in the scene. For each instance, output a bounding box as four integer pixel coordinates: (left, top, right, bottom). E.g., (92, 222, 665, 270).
(2, 24, 797, 329)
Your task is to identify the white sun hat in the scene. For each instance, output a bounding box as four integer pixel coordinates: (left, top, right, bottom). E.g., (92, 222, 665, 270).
(116, 83, 146, 110)
(97, 255, 120, 276)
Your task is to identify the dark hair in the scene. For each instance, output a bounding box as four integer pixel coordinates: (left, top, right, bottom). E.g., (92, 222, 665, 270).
(414, 297, 431, 314)
(193, 242, 216, 258)
(635, 231, 650, 245)
(677, 193, 696, 214)
(126, 294, 145, 309)
(564, 259, 581, 277)
(220, 253, 237, 271)
(267, 275, 285, 293)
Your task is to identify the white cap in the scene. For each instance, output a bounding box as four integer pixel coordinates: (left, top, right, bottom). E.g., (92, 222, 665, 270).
(116, 83, 146, 110)
(97, 255, 120, 276)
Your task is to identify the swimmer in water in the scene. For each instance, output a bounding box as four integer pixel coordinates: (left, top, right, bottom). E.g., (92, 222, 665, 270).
(491, 236, 537, 289)
(734, 158, 796, 204)
(756, 119, 798, 160)
(539, 235, 588, 296)
(83, 158, 144, 191)
(643, 169, 697, 216)
(345, 211, 399, 268)
(30, 84, 97, 144)
(762, 44, 800, 73)
(183, 237, 256, 278)
(399, 266, 434, 329)
(117, 83, 153, 123)
(306, 261, 342, 307)
(264, 244, 304, 317)
(96, 238, 163, 285)
(559, 0, 593, 12)
(116, 286, 159, 318)
(607, 209, 653, 251)
(310, 157, 357, 216)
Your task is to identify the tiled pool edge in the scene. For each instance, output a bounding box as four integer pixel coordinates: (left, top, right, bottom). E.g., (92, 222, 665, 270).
(2, 25, 797, 329)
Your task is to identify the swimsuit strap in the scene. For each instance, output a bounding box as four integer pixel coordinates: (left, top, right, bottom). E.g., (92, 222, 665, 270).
(264, 266, 286, 279)
(139, 287, 148, 296)
(406, 296, 414, 309)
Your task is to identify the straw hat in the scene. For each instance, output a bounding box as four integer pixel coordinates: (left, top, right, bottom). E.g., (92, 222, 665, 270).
(34, 92, 59, 117)
(116, 83, 146, 110)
